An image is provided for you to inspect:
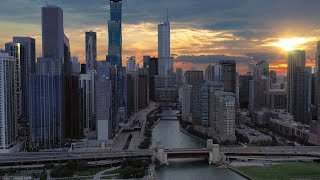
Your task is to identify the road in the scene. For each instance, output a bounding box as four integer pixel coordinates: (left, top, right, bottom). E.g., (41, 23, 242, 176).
(113, 102, 158, 150)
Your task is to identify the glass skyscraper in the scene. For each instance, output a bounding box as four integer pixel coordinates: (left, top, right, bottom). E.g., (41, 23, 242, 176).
(107, 0, 122, 67)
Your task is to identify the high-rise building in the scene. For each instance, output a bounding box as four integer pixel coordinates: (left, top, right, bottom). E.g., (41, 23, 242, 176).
(107, 0, 126, 125)
(126, 56, 136, 73)
(179, 84, 192, 121)
(63, 35, 72, 74)
(42, 5, 64, 59)
(192, 81, 224, 126)
(249, 60, 270, 112)
(138, 68, 149, 108)
(107, 0, 122, 67)
(29, 58, 65, 149)
(79, 73, 94, 135)
(0, 53, 17, 152)
(5, 42, 22, 118)
(266, 89, 287, 110)
(270, 70, 277, 84)
(96, 61, 112, 140)
(239, 74, 253, 109)
(220, 60, 236, 93)
(143, 56, 150, 69)
(13, 37, 36, 119)
(71, 56, 81, 74)
(85, 31, 97, 71)
(148, 57, 158, 101)
(220, 92, 236, 141)
(205, 65, 214, 81)
(175, 68, 183, 84)
(29, 5, 66, 149)
(185, 69, 204, 86)
(287, 50, 311, 124)
(64, 75, 81, 139)
(315, 41, 320, 120)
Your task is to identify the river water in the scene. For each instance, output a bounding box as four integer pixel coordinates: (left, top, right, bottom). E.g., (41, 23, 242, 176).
(152, 109, 246, 180)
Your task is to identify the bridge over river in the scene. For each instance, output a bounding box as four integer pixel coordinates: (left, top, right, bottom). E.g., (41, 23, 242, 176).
(1, 141, 320, 168)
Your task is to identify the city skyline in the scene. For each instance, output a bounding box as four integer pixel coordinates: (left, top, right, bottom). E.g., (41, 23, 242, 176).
(1, 0, 320, 74)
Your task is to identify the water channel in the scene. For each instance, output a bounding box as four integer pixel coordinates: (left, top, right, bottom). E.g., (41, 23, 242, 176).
(152, 108, 246, 180)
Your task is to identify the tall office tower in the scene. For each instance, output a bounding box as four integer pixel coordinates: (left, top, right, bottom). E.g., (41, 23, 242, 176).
(85, 31, 97, 71)
(158, 14, 173, 77)
(0, 53, 17, 152)
(185, 69, 204, 86)
(5, 43, 22, 118)
(148, 57, 158, 101)
(249, 60, 270, 112)
(96, 61, 112, 140)
(42, 5, 64, 59)
(220, 60, 236, 93)
(176, 68, 183, 84)
(29, 5, 66, 149)
(205, 65, 214, 81)
(315, 41, 320, 120)
(71, 56, 81, 74)
(304, 67, 312, 122)
(29, 58, 64, 149)
(126, 56, 136, 73)
(63, 35, 72, 74)
(143, 56, 150, 69)
(79, 73, 94, 136)
(179, 84, 192, 121)
(270, 70, 277, 84)
(192, 81, 224, 126)
(126, 73, 135, 116)
(220, 92, 236, 141)
(107, 0, 126, 124)
(239, 74, 253, 109)
(64, 75, 81, 139)
(108, 0, 122, 66)
(210, 90, 225, 130)
(138, 68, 149, 108)
(287, 50, 311, 124)
(13, 37, 36, 119)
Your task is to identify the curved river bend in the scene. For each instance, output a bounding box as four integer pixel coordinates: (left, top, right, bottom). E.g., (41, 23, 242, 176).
(151, 109, 246, 180)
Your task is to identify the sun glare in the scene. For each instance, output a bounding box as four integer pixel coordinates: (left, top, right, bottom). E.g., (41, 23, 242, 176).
(266, 37, 314, 51)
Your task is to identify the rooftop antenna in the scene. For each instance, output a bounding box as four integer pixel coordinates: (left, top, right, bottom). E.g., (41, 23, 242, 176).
(167, 8, 169, 22)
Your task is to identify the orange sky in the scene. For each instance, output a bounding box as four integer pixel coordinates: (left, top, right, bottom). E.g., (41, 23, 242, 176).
(0, 21, 318, 74)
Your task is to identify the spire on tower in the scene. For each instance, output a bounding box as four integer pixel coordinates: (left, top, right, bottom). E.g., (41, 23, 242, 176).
(167, 8, 169, 22)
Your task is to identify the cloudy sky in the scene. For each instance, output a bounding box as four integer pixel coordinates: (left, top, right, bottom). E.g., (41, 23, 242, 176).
(1, 0, 320, 74)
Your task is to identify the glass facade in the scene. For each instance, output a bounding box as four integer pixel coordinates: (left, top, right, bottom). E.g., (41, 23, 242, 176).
(29, 74, 64, 149)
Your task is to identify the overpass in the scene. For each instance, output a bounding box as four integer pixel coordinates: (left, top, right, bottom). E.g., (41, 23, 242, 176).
(1, 140, 320, 167)
(155, 140, 320, 165)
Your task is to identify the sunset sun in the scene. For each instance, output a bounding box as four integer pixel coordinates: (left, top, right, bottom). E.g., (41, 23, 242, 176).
(266, 37, 314, 51)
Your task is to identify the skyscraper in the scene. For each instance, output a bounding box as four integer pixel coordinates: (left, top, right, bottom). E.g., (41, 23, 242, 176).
(126, 56, 136, 73)
(79, 73, 94, 135)
(85, 31, 97, 71)
(29, 5, 66, 149)
(5, 42, 22, 118)
(107, 0, 126, 124)
(96, 61, 112, 140)
(41, 5, 64, 59)
(185, 69, 204, 86)
(107, 0, 122, 67)
(220, 60, 236, 93)
(158, 15, 174, 77)
(71, 56, 81, 74)
(13, 37, 36, 119)
(0, 53, 17, 152)
(29, 58, 65, 149)
(287, 50, 311, 124)
(315, 41, 320, 120)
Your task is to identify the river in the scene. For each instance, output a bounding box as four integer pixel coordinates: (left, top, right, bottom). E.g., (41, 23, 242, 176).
(152, 109, 246, 180)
